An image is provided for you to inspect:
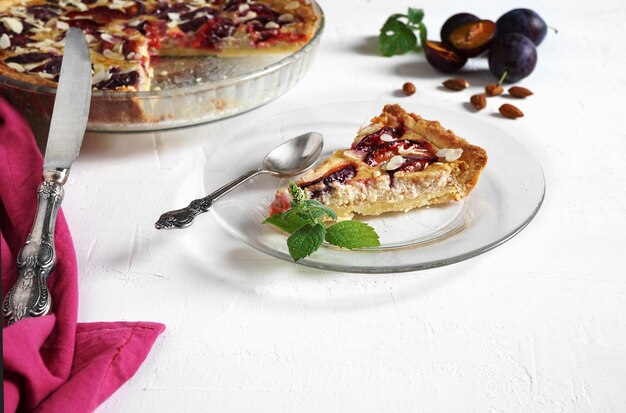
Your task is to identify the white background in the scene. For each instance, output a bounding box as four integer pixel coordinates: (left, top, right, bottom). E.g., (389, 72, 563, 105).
(61, 0, 626, 411)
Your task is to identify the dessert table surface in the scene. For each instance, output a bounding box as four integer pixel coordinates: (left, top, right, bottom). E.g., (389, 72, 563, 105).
(52, 0, 626, 411)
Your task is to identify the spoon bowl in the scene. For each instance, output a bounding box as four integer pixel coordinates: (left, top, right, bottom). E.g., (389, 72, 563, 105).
(263, 132, 324, 176)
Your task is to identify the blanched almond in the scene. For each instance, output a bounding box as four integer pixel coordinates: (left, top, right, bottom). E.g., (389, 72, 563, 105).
(385, 155, 405, 171)
(436, 148, 463, 162)
(2, 17, 23, 34)
(343, 150, 366, 161)
(0, 34, 10, 49)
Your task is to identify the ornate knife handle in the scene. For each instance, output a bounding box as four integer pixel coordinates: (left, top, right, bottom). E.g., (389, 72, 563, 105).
(155, 169, 263, 230)
(3, 170, 67, 325)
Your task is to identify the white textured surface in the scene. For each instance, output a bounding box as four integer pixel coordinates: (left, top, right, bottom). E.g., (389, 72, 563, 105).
(63, 0, 626, 411)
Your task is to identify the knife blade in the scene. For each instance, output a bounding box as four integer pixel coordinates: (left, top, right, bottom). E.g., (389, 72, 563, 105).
(44, 27, 92, 171)
(2, 27, 92, 325)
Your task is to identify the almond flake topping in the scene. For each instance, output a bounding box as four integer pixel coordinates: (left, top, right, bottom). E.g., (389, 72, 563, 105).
(7, 62, 25, 73)
(100, 33, 116, 43)
(0, 34, 11, 49)
(397, 146, 427, 156)
(343, 150, 366, 161)
(278, 13, 294, 22)
(436, 148, 463, 162)
(56, 21, 70, 30)
(9, 7, 28, 19)
(357, 123, 383, 137)
(110, 0, 135, 10)
(238, 3, 250, 12)
(38, 46, 60, 54)
(91, 69, 110, 85)
(37, 72, 56, 80)
(85, 34, 97, 43)
(102, 49, 122, 59)
(112, 42, 124, 54)
(68, 0, 88, 12)
(385, 155, 405, 171)
(285, 1, 300, 10)
(265, 21, 280, 29)
(168, 12, 181, 22)
(2, 17, 24, 34)
(380, 133, 394, 142)
(238, 11, 257, 21)
(30, 26, 52, 34)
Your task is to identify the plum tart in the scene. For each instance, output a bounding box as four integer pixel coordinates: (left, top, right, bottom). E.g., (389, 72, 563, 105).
(269, 104, 488, 218)
(0, 0, 317, 91)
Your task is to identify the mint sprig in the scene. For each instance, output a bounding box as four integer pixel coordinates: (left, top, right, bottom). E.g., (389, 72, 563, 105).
(379, 7, 427, 57)
(263, 181, 381, 261)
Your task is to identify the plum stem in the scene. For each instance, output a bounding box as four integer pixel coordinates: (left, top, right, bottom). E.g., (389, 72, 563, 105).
(497, 70, 508, 86)
(548, 26, 559, 34)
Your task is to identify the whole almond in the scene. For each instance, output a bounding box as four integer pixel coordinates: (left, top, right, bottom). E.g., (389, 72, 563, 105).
(443, 78, 469, 91)
(508, 86, 533, 98)
(485, 83, 503, 96)
(499, 103, 524, 119)
(470, 94, 487, 110)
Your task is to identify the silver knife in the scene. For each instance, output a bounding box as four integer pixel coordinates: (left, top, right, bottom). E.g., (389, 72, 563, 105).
(2, 28, 91, 325)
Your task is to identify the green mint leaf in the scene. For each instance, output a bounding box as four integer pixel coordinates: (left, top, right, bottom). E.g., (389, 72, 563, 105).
(325, 221, 381, 249)
(263, 212, 308, 234)
(282, 206, 324, 223)
(379, 19, 417, 57)
(418, 22, 427, 48)
(303, 199, 337, 220)
(287, 223, 326, 261)
(407, 8, 424, 24)
(288, 180, 305, 207)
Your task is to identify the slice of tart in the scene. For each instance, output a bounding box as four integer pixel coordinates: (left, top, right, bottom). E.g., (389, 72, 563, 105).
(269, 104, 488, 219)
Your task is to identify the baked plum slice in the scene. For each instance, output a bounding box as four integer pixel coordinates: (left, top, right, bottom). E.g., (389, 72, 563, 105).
(192, 18, 235, 49)
(5, 52, 56, 64)
(93, 69, 140, 90)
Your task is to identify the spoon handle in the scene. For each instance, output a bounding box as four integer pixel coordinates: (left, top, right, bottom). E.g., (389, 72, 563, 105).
(155, 169, 264, 230)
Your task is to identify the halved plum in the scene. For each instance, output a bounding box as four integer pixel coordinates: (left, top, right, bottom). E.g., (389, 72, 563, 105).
(449, 19, 496, 57)
(424, 40, 467, 73)
(440, 13, 479, 45)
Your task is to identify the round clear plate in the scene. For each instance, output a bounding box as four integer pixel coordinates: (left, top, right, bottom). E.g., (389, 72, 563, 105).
(203, 102, 545, 273)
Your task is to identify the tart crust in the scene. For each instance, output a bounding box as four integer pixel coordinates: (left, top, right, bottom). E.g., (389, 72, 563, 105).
(270, 104, 488, 218)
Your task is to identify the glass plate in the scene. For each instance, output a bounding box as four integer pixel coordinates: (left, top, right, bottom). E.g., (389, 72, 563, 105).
(0, 1, 323, 133)
(203, 102, 546, 273)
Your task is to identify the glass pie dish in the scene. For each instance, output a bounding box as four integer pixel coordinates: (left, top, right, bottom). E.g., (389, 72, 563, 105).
(0, 0, 324, 133)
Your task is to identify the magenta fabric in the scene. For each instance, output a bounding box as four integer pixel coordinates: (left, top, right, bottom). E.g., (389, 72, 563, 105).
(1, 97, 165, 413)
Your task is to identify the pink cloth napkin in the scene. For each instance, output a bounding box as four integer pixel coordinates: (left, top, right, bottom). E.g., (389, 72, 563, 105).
(1, 97, 165, 412)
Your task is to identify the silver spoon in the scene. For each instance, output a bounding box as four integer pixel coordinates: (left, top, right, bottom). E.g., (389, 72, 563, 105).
(155, 132, 323, 230)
